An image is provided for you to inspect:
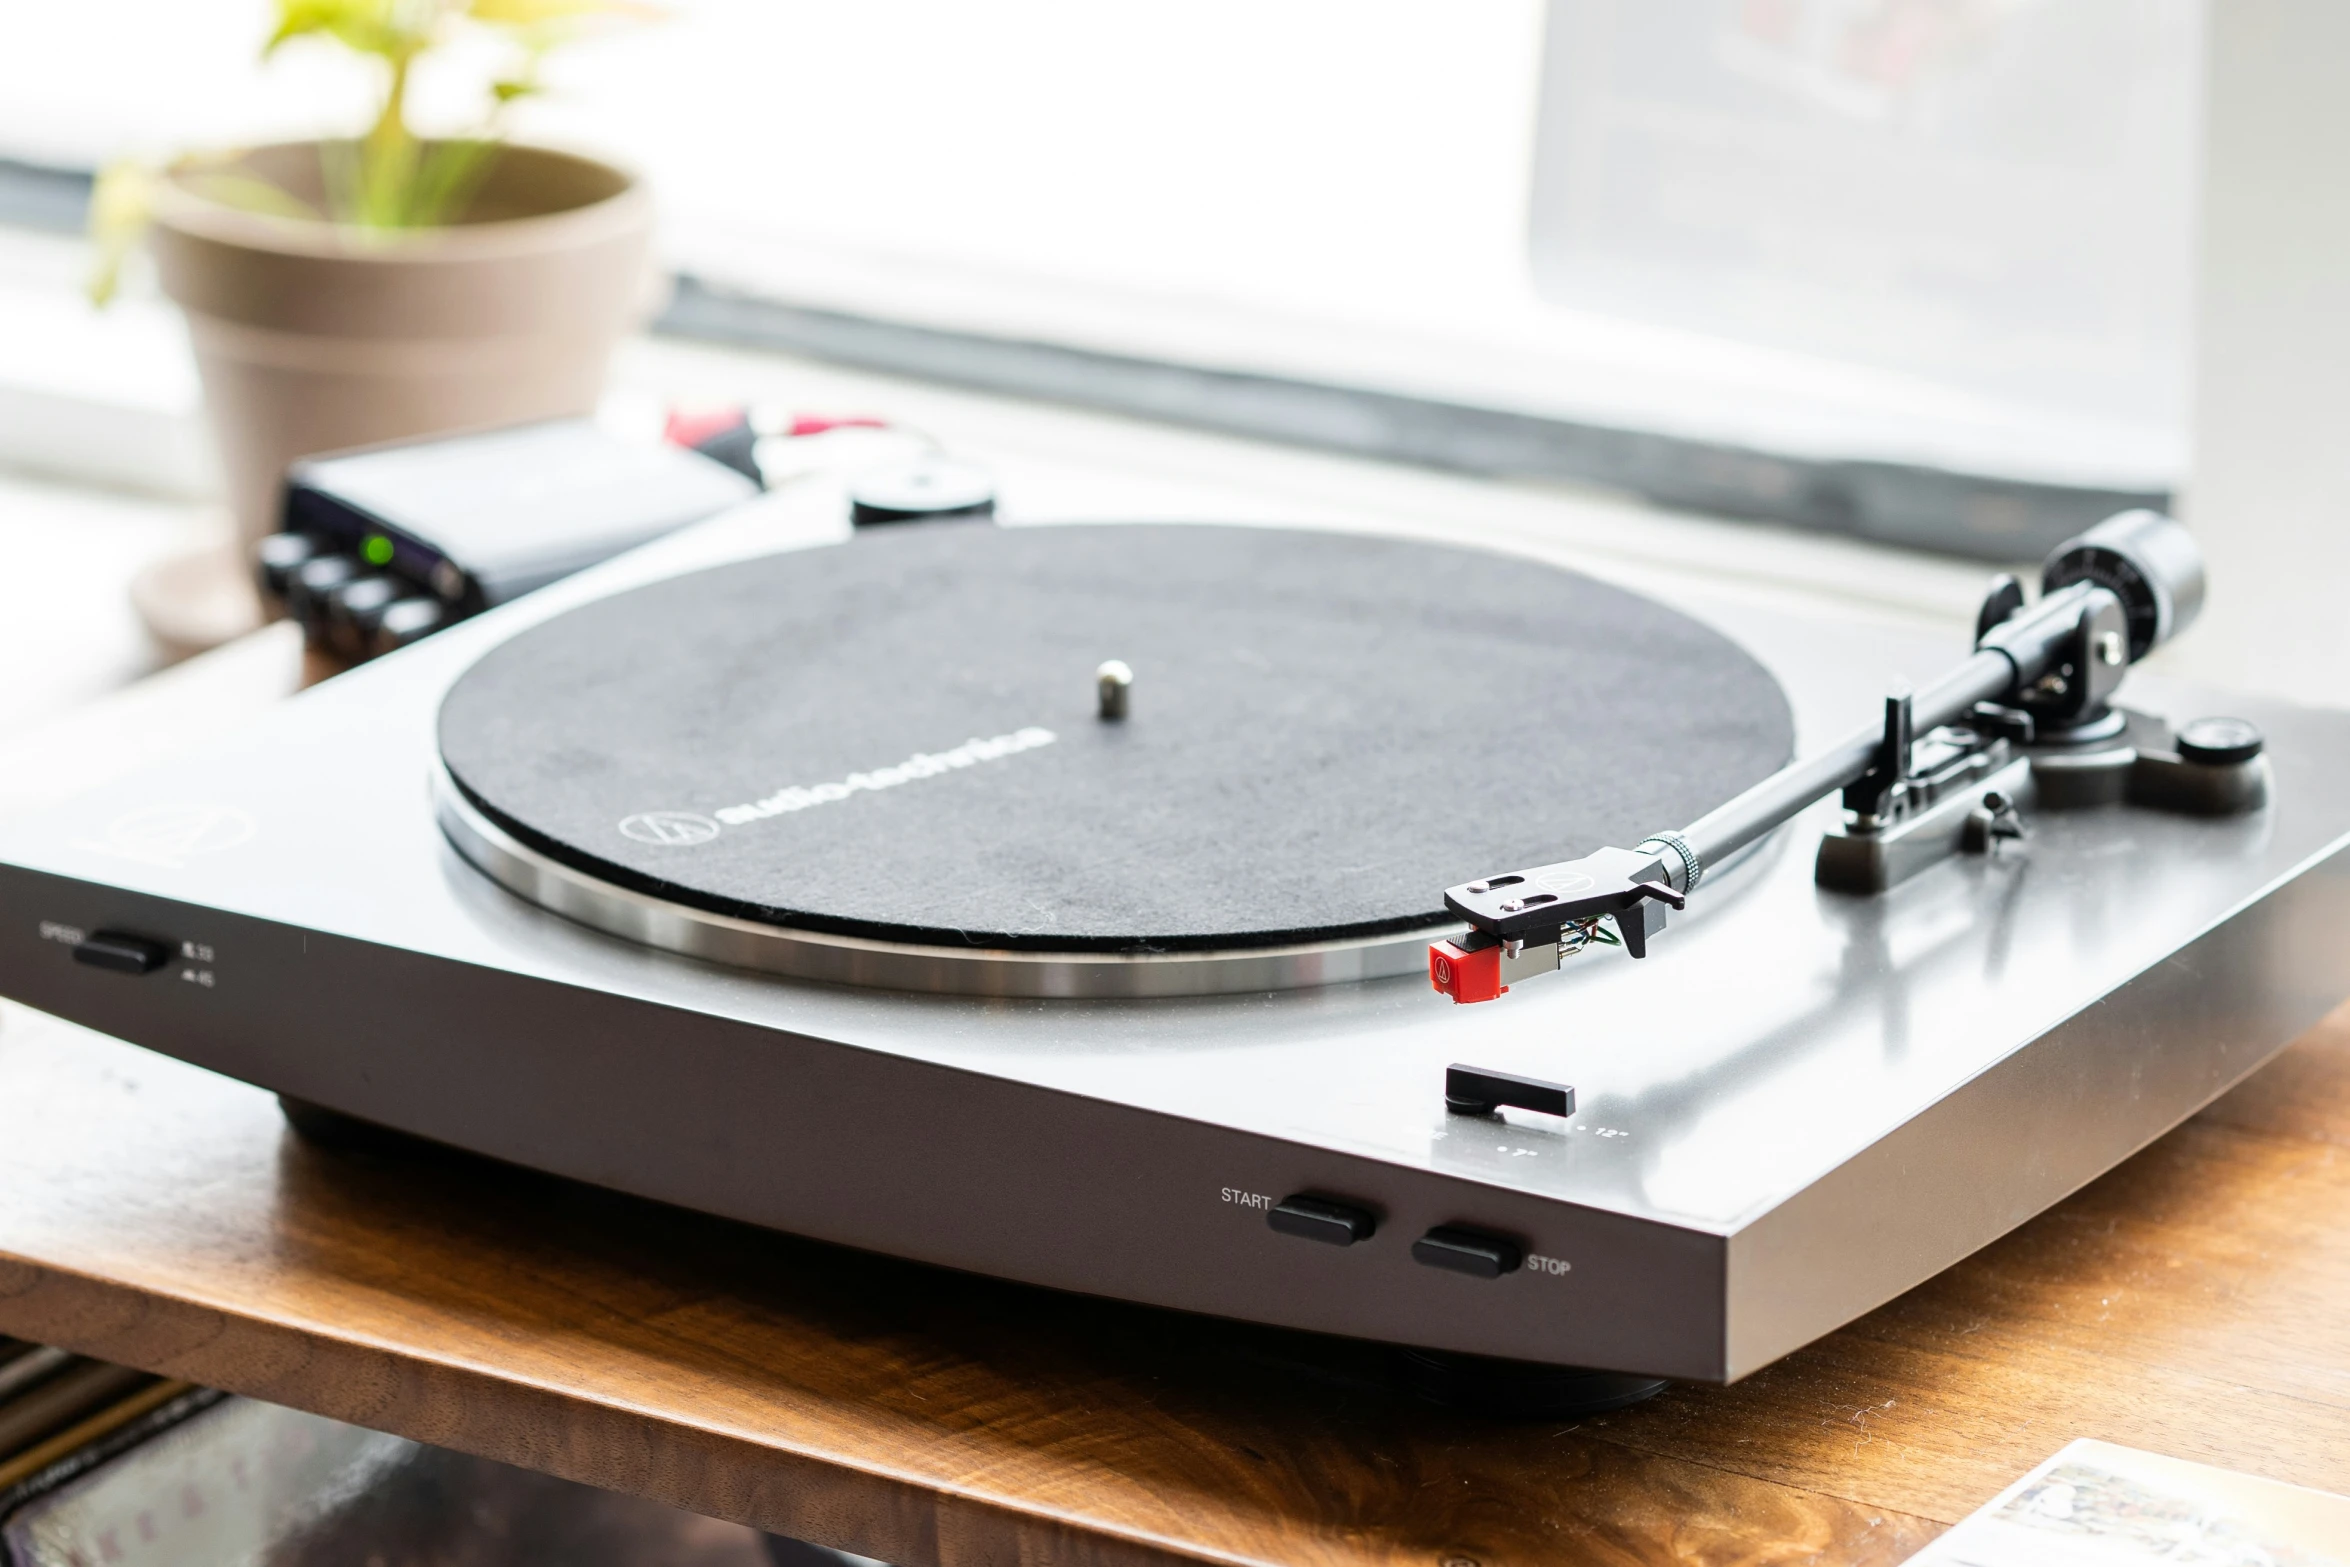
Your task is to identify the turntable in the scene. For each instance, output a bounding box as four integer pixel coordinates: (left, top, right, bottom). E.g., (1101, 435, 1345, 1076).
(4, 501, 2347, 1405)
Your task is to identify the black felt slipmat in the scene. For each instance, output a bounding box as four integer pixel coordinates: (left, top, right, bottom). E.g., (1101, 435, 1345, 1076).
(438, 523, 1794, 952)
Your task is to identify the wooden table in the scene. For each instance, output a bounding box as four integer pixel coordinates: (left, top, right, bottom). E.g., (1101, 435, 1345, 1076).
(2, 985, 2347, 1567)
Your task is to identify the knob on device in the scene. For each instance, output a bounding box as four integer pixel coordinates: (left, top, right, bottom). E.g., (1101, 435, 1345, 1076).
(2177, 716, 2264, 766)
(847, 457, 997, 527)
(1444, 1065, 1575, 1119)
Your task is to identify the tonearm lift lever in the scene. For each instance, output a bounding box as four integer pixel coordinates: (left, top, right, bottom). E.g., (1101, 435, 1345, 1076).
(1429, 511, 2269, 1004)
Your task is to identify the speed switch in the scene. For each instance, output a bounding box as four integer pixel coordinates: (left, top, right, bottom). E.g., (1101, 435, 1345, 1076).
(72, 930, 170, 975)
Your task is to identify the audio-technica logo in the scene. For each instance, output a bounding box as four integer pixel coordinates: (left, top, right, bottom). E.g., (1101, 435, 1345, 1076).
(616, 811, 722, 846)
(714, 727, 1056, 825)
(615, 726, 1057, 845)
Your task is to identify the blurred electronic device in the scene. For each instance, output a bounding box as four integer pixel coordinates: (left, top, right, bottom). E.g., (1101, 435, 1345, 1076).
(4, 499, 2346, 1417)
(257, 418, 758, 663)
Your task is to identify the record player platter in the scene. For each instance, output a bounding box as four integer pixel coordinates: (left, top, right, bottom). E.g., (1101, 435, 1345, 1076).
(435, 524, 1792, 995)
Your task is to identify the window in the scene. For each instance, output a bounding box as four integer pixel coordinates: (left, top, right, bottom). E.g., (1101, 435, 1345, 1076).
(0, 0, 2202, 555)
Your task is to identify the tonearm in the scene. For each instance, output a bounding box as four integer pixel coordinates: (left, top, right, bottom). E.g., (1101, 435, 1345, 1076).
(1429, 510, 2270, 1004)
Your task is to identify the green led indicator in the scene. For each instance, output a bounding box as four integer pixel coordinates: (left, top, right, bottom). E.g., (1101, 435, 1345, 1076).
(362, 534, 394, 566)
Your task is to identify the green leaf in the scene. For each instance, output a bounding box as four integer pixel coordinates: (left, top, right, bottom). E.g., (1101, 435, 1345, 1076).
(179, 170, 323, 222)
(467, 0, 660, 24)
(255, 0, 654, 229)
(85, 160, 157, 308)
(266, 0, 401, 57)
(403, 137, 501, 227)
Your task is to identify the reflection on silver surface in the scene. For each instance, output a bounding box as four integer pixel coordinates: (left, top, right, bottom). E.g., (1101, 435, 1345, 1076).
(435, 767, 1454, 1000)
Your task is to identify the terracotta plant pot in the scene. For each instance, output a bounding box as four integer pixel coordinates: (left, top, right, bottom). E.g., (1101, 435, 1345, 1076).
(149, 140, 656, 554)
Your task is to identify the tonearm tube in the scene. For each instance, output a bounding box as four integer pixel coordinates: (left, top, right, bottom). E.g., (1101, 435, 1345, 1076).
(1428, 510, 2262, 1004)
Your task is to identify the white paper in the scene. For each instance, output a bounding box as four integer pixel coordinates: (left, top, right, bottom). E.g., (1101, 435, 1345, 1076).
(1912, 1438, 2349, 1567)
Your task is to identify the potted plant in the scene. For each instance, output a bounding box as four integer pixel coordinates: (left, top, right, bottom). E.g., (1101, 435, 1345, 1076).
(93, 0, 656, 654)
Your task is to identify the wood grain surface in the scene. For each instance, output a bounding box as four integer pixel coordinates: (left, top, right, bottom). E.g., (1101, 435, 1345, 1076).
(2, 994, 2346, 1567)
